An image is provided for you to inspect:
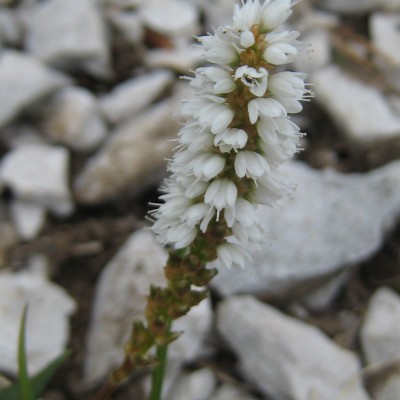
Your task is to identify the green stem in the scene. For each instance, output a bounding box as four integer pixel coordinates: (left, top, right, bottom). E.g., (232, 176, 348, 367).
(149, 321, 171, 400)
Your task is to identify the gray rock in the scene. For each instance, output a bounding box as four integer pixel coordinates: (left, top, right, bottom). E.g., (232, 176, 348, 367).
(213, 161, 400, 297)
(217, 295, 370, 400)
(102, 0, 143, 7)
(370, 13, 400, 91)
(193, 0, 237, 29)
(24, 0, 110, 78)
(300, 270, 350, 311)
(361, 287, 400, 400)
(210, 383, 258, 400)
(0, 50, 66, 129)
(317, 0, 381, 14)
(371, 374, 400, 400)
(166, 368, 216, 400)
(371, 13, 400, 67)
(313, 66, 400, 142)
(361, 287, 400, 365)
(0, 220, 18, 267)
(294, 12, 338, 73)
(140, 0, 199, 40)
(99, 69, 173, 124)
(0, 143, 73, 216)
(0, 8, 21, 46)
(41, 87, 107, 152)
(0, 122, 45, 149)
(10, 199, 46, 241)
(0, 260, 76, 375)
(74, 99, 179, 204)
(107, 8, 143, 44)
(145, 47, 204, 73)
(84, 229, 212, 384)
(381, 0, 400, 10)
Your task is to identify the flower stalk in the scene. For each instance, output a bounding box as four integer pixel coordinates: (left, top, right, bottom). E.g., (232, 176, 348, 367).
(91, 1, 309, 399)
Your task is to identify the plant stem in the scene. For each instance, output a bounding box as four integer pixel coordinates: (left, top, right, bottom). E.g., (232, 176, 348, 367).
(149, 320, 171, 400)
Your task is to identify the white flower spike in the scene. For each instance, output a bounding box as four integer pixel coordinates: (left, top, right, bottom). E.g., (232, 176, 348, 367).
(151, 0, 308, 269)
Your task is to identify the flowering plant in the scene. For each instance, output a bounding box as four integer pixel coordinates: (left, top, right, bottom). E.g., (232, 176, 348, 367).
(92, 1, 309, 399)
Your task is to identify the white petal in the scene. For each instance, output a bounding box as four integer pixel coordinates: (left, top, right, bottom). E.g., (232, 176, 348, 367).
(240, 30, 255, 48)
(248, 99, 259, 124)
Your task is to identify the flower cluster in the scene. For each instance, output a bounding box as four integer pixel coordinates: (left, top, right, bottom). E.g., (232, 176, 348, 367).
(151, 0, 310, 269)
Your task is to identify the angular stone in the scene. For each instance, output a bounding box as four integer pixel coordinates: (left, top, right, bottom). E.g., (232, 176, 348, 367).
(84, 230, 212, 384)
(0, 50, 66, 129)
(361, 287, 400, 365)
(99, 69, 173, 124)
(210, 383, 258, 400)
(0, 7, 21, 46)
(361, 287, 400, 400)
(0, 143, 73, 216)
(0, 261, 76, 375)
(74, 99, 179, 204)
(317, 0, 381, 14)
(107, 8, 143, 44)
(24, 0, 110, 78)
(145, 47, 204, 73)
(212, 161, 400, 297)
(166, 369, 216, 400)
(41, 86, 107, 152)
(140, 0, 199, 39)
(10, 199, 46, 241)
(294, 11, 338, 73)
(217, 296, 370, 400)
(193, 0, 237, 29)
(313, 66, 400, 141)
(0, 220, 17, 267)
(371, 13, 400, 67)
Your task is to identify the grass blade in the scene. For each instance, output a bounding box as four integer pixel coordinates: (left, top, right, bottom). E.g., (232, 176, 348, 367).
(18, 305, 34, 400)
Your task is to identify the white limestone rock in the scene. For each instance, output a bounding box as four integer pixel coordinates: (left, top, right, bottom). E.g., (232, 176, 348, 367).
(313, 66, 400, 141)
(84, 229, 212, 384)
(371, 13, 400, 67)
(0, 122, 45, 149)
(24, 0, 110, 78)
(140, 0, 199, 40)
(41, 87, 107, 152)
(99, 69, 173, 124)
(361, 287, 400, 400)
(210, 383, 258, 400)
(0, 261, 76, 375)
(317, 0, 381, 13)
(0, 220, 18, 268)
(166, 368, 216, 400)
(107, 8, 143, 44)
(145, 47, 204, 73)
(74, 99, 179, 204)
(361, 287, 400, 365)
(193, 0, 237, 29)
(380, 0, 400, 10)
(0, 50, 66, 129)
(10, 199, 46, 241)
(217, 296, 370, 400)
(0, 8, 21, 46)
(212, 161, 400, 297)
(0, 143, 73, 216)
(294, 12, 338, 73)
(370, 13, 400, 91)
(300, 270, 351, 312)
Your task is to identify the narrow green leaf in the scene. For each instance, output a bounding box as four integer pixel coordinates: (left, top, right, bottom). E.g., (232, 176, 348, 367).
(30, 350, 71, 396)
(18, 305, 34, 400)
(0, 351, 71, 400)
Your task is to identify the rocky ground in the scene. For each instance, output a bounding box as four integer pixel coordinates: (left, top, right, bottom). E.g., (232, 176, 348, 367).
(0, 0, 400, 399)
